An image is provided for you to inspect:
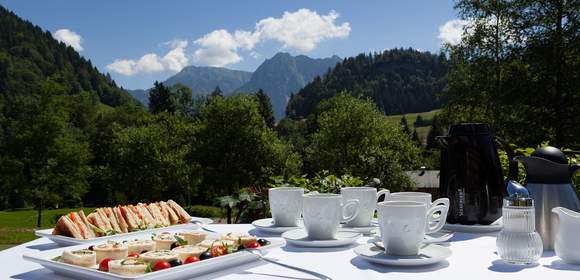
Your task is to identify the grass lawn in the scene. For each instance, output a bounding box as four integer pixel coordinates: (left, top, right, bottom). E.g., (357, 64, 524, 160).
(0, 208, 95, 249)
(385, 109, 440, 124)
(386, 109, 440, 145)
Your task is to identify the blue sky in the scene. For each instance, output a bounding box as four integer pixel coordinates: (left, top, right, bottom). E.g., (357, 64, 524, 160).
(1, 0, 459, 90)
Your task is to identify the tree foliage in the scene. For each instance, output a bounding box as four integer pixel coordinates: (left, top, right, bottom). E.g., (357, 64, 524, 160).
(0, 80, 92, 224)
(442, 0, 580, 148)
(255, 89, 275, 128)
(192, 94, 302, 199)
(305, 93, 421, 190)
(149, 81, 176, 114)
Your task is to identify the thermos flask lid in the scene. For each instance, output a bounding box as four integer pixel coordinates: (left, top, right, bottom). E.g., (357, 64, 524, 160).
(448, 123, 491, 136)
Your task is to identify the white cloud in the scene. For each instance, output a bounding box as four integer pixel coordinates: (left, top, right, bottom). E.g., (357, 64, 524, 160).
(192, 30, 244, 67)
(106, 59, 137, 76)
(438, 19, 470, 45)
(164, 39, 188, 49)
(106, 40, 189, 76)
(108, 9, 351, 72)
(256, 9, 350, 52)
(52, 29, 84, 51)
(192, 9, 350, 66)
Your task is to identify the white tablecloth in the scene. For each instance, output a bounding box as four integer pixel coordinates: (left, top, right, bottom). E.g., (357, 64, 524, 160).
(1, 224, 579, 280)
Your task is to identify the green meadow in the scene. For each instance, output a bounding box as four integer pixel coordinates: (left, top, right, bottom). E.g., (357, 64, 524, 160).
(0, 208, 95, 250)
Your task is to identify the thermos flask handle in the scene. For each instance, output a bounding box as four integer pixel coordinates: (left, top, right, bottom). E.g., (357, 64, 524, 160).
(494, 136, 518, 181)
(436, 136, 449, 149)
(572, 164, 580, 176)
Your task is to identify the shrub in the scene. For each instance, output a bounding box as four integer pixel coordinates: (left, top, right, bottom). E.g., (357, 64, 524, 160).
(183, 205, 223, 219)
(268, 172, 371, 194)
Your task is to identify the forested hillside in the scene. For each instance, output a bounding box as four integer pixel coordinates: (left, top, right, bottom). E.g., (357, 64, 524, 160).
(0, 6, 136, 107)
(286, 49, 448, 119)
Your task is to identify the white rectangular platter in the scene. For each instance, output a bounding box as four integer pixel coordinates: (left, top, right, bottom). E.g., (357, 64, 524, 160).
(36, 217, 213, 246)
(24, 230, 284, 280)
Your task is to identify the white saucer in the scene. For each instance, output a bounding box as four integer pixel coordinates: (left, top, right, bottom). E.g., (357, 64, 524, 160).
(424, 230, 454, 243)
(443, 220, 502, 233)
(252, 218, 303, 234)
(354, 243, 451, 266)
(190, 217, 214, 224)
(340, 224, 378, 235)
(282, 228, 361, 247)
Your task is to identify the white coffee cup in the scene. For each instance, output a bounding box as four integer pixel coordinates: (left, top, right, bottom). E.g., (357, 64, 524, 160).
(303, 194, 360, 240)
(388, 192, 449, 210)
(340, 187, 390, 227)
(377, 201, 447, 256)
(268, 187, 304, 227)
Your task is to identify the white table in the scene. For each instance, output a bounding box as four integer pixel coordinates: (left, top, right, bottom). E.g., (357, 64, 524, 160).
(1, 224, 579, 279)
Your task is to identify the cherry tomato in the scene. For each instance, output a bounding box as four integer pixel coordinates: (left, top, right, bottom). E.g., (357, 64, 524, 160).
(245, 241, 261, 249)
(184, 256, 200, 264)
(153, 261, 171, 271)
(99, 258, 113, 272)
(127, 253, 139, 258)
(211, 245, 227, 257)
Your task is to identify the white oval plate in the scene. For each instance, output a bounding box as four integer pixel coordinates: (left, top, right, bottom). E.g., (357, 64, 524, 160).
(282, 228, 361, 247)
(36, 217, 213, 246)
(251, 218, 303, 234)
(24, 230, 284, 280)
(354, 243, 451, 266)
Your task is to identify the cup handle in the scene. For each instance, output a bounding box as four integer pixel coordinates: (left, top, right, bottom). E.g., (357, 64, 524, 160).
(429, 198, 449, 221)
(432, 198, 449, 207)
(376, 189, 390, 202)
(425, 205, 448, 234)
(341, 199, 360, 223)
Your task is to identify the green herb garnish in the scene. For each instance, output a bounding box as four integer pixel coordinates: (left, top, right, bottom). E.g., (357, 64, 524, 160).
(174, 235, 188, 246)
(52, 256, 61, 262)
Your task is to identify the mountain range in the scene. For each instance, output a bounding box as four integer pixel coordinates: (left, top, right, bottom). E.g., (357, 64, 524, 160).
(129, 52, 341, 119)
(235, 53, 341, 119)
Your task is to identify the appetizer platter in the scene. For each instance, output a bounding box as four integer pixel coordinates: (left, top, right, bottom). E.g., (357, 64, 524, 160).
(35, 200, 208, 246)
(24, 229, 282, 280)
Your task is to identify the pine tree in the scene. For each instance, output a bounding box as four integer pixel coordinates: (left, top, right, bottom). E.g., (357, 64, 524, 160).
(149, 81, 175, 114)
(412, 129, 421, 146)
(414, 115, 424, 127)
(255, 89, 275, 128)
(426, 115, 445, 149)
(400, 115, 411, 136)
(211, 86, 223, 97)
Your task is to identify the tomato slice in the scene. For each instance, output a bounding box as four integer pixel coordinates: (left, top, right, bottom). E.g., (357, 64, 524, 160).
(211, 245, 227, 257)
(99, 258, 113, 272)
